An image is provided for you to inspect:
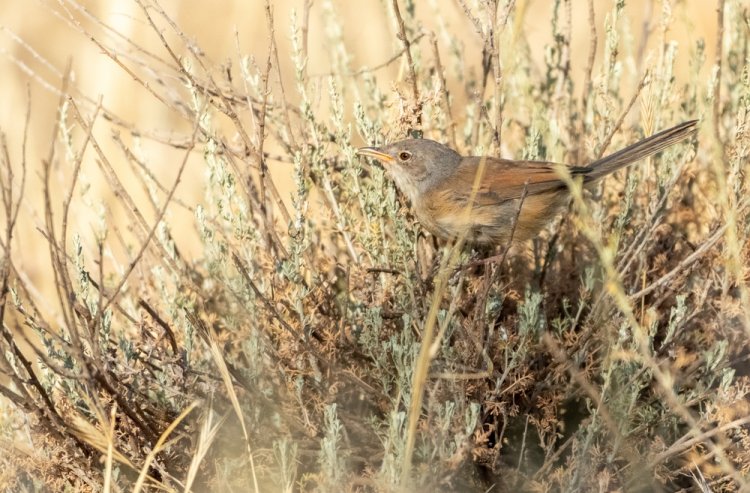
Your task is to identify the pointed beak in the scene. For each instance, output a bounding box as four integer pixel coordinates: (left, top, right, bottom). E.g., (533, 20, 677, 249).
(357, 146, 395, 165)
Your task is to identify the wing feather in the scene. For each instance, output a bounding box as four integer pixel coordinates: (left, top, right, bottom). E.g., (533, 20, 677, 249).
(446, 157, 585, 205)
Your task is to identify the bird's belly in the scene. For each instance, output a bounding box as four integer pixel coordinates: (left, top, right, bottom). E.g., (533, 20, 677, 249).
(415, 204, 517, 245)
(415, 192, 567, 245)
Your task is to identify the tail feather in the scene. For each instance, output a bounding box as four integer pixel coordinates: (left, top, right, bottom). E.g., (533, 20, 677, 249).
(585, 120, 698, 181)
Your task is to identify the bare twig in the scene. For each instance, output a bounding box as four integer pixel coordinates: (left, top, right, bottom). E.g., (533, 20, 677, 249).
(301, 0, 313, 78)
(42, 65, 80, 359)
(0, 85, 92, 453)
(615, 153, 692, 275)
(73, 99, 200, 327)
(231, 253, 300, 339)
(312, 33, 426, 78)
(264, 0, 298, 150)
(430, 33, 457, 148)
(459, 181, 530, 270)
(580, 0, 597, 150)
(491, 1, 515, 153)
(366, 266, 402, 276)
(713, 0, 726, 149)
(58, 1, 181, 116)
(595, 72, 649, 160)
(455, 0, 484, 36)
(628, 225, 724, 301)
(391, 0, 422, 129)
(650, 415, 750, 466)
(257, 4, 278, 257)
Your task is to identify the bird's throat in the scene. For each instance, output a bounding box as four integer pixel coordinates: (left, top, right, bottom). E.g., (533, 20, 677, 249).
(387, 167, 422, 206)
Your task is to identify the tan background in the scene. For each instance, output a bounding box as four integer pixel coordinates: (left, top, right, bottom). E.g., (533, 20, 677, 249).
(0, 0, 719, 298)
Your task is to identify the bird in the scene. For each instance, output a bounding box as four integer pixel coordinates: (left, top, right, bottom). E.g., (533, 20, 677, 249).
(357, 120, 698, 246)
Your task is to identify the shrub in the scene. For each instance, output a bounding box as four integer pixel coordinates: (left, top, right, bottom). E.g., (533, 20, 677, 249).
(0, 0, 748, 491)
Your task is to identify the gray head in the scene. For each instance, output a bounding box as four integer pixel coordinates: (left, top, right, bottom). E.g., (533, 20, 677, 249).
(357, 139, 462, 204)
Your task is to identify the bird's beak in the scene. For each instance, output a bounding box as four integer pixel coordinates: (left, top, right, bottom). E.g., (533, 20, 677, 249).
(357, 146, 394, 165)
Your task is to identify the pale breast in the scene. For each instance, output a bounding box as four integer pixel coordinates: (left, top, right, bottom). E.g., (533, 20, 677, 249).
(414, 189, 568, 245)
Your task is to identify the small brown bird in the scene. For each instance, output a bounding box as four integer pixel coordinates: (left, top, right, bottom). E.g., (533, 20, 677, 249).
(357, 120, 698, 245)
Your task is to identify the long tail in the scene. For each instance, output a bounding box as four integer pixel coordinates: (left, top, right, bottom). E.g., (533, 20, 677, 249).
(585, 120, 698, 181)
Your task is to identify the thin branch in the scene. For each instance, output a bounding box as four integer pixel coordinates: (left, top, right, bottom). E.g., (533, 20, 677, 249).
(312, 32, 426, 79)
(391, 0, 422, 129)
(231, 253, 300, 339)
(301, 0, 312, 79)
(42, 65, 80, 359)
(595, 72, 649, 160)
(72, 99, 200, 326)
(430, 33, 457, 148)
(580, 0, 597, 150)
(628, 225, 724, 301)
(264, 0, 298, 150)
(651, 415, 750, 466)
(713, 0, 725, 149)
(257, 2, 279, 257)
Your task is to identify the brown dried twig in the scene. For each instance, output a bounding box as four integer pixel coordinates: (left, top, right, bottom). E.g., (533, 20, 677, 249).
(595, 72, 649, 160)
(430, 33, 457, 148)
(713, 0, 726, 149)
(391, 0, 422, 130)
(628, 225, 724, 301)
(579, 0, 597, 151)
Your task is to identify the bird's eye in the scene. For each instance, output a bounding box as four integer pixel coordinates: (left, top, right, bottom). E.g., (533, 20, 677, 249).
(398, 151, 412, 161)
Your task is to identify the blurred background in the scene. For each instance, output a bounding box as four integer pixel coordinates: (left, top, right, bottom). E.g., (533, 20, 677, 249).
(0, 0, 718, 295)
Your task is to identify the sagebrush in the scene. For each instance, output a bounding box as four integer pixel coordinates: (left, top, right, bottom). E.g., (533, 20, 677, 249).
(1, 0, 749, 492)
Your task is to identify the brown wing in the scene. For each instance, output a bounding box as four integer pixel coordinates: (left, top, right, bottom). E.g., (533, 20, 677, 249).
(449, 157, 586, 205)
(416, 157, 586, 243)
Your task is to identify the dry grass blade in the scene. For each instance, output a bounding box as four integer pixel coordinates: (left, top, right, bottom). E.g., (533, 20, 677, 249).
(202, 319, 260, 493)
(402, 153, 491, 484)
(183, 407, 229, 493)
(102, 404, 117, 493)
(132, 401, 199, 493)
